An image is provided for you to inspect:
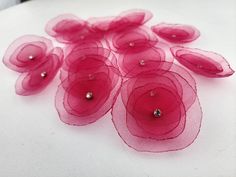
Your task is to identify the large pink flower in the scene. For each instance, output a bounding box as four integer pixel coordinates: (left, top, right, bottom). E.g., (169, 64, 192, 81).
(112, 62, 202, 152)
(151, 23, 200, 43)
(171, 46, 235, 77)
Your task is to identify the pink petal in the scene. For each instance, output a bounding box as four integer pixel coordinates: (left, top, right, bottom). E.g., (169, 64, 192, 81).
(171, 46, 235, 77)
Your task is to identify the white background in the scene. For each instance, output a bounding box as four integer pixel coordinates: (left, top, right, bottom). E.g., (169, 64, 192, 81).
(0, 0, 236, 177)
(0, 0, 20, 10)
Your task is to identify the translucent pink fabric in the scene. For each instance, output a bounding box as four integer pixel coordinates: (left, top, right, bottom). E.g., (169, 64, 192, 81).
(152, 23, 200, 43)
(171, 46, 235, 77)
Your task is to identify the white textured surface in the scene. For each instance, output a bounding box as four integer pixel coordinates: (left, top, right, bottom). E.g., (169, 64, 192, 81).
(0, 0, 236, 177)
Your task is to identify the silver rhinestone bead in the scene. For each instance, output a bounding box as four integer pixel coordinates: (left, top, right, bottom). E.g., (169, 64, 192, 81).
(153, 108, 162, 118)
(40, 71, 47, 78)
(28, 55, 34, 60)
(85, 92, 93, 100)
(139, 59, 145, 66)
(172, 34, 176, 38)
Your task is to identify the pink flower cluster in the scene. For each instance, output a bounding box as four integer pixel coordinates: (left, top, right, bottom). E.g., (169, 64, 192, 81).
(3, 9, 234, 153)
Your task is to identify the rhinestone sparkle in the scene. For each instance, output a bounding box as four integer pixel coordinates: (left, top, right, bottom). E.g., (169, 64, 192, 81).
(85, 92, 93, 100)
(40, 71, 47, 78)
(28, 55, 34, 60)
(153, 108, 162, 118)
(139, 59, 145, 66)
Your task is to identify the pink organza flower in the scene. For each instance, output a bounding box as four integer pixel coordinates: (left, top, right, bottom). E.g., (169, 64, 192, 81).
(171, 46, 235, 77)
(15, 47, 63, 95)
(89, 9, 153, 33)
(45, 14, 103, 44)
(117, 43, 173, 77)
(3, 35, 53, 73)
(151, 23, 200, 43)
(3, 35, 63, 95)
(112, 62, 202, 152)
(107, 26, 158, 53)
(55, 47, 122, 126)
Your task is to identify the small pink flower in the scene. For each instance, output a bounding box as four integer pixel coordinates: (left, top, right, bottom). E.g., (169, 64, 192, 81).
(3, 35, 53, 73)
(152, 23, 200, 43)
(3, 35, 63, 95)
(45, 14, 103, 44)
(15, 47, 63, 95)
(89, 9, 153, 33)
(117, 43, 173, 77)
(171, 46, 234, 77)
(107, 26, 158, 53)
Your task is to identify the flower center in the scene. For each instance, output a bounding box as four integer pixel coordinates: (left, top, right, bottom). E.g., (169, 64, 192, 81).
(88, 74, 94, 80)
(139, 59, 146, 66)
(150, 90, 156, 97)
(129, 42, 135, 47)
(40, 71, 47, 78)
(85, 92, 93, 100)
(28, 55, 34, 60)
(153, 108, 162, 118)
